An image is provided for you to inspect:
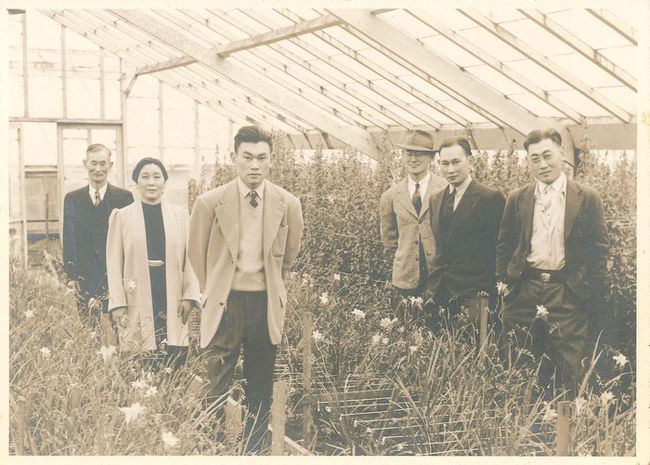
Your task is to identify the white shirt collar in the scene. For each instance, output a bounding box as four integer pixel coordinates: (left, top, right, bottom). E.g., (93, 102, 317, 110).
(237, 177, 265, 201)
(536, 172, 567, 197)
(408, 171, 431, 192)
(449, 174, 472, 196)
(89, 183, 108, 201)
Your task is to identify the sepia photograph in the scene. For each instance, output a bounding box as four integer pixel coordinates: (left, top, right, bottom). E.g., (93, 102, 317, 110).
(2, 2, 648, 462)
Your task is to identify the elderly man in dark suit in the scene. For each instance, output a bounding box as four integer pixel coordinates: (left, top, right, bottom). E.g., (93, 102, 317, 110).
(428, 137, 505, 329)
(380, 130, 447, 323)
(63, 144, 133, 330)
(496, 129, 608, 398)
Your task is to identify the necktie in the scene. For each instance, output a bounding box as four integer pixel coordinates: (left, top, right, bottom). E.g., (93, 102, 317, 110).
(412, 182, 422, 215)
(94, 189, 101, 207)
(249, 190, 259, 208)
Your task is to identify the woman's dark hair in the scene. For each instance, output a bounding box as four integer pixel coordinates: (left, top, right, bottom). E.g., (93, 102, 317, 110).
(131, 157, 168, 182)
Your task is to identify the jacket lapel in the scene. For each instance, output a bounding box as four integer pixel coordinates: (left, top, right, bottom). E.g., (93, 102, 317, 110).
(160, 200, 178, 274)
(396, 179, 419, 218)
(564, 179, 583, 240)
(519, 183, 536, 247)
(430, 189, 445, 240)
(450, 180, 479, 233)
(130, 199, 148, 279)
(263, 182, 286, 258)
(419, 177, 438, 219)
(214, 180, 240, 261)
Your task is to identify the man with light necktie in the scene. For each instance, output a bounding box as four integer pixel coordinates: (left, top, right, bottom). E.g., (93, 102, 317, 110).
(63, 143, 133, 330)
(427, 137, 505, 331)
(496, 129, 608, 399)
(188, 125, 303, 454)
(380, 130, 446, 322)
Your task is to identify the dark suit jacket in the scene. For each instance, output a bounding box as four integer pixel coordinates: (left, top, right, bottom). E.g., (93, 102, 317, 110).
(428, 180, 505, 298)
(63, 183, 134, 302)
(496, 179, 609, 302)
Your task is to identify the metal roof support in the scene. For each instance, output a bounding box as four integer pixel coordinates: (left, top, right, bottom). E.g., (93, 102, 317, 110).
(110, 9, 380, 159)
(461, 10, 632, 123)
(329, 9, 553, 135)
(41, 10, 301, 134)
(277, 9, 471, 127)
(407, 10, 584, 124)
(586, 9, 637, 45)
(239, 9, 442, 130)
(519, 9, 636, 90)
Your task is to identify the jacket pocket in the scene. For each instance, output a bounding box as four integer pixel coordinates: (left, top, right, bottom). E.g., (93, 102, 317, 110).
(272, 225, 288, 257)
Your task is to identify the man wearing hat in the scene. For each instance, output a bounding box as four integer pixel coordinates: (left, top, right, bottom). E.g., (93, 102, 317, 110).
(380, 130, 447, 322)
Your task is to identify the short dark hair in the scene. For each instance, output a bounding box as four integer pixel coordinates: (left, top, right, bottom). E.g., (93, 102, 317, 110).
(131, 157, 168, 183)
(86, 143, 111, 158)
(439, 137, 472, 157)
(234, 125, 273, 154)
(523, 129, 562, 152)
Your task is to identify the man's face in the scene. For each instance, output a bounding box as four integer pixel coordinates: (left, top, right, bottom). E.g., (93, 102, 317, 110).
(404, 150, 431, 178)
(527, 138, 564, 184)
(439, 144, 470, 187)
(83, 150, 112, 187)
(233, 141, 272, 189)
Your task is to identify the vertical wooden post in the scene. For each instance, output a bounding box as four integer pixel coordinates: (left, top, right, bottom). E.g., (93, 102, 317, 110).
(61, 25, 67, 118)
(119, 58, 128, 188)
(478, 292, 490, 359)
(99, 47, 106, 119)
(224, 397, 243, 443)
(158, 80, 164, 162)
(556, 400, 571, 455)
(44, 193, 50, 240)
(302, 313, 313, 443)
(22, 12, 29, 117)
(271, 380, 287, 455)
(194, 100, 201, 178)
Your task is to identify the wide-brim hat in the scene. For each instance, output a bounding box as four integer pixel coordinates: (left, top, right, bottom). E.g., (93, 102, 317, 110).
(394, 130, 436, 153)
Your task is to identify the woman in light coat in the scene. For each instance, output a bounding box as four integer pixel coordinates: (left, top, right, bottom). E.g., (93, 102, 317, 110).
(106, 157, 199, 370)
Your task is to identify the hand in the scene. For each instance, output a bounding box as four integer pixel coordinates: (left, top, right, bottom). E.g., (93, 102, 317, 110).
(111, 307, 128, 328)
(179, 300, 194, 325)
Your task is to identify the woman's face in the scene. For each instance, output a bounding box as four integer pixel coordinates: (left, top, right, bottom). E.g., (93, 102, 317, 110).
(137, 163, 166, 204)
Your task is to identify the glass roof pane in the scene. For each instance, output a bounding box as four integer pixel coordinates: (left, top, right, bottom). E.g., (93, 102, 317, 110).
(506, 93, 564, 118)
(597, 46, 638, 79)
(505, 60, 569, 91)
(409, 9, 476, 30)
(326, 26, 371, 51)
(277, 39, 319, 61)
(382, 104, 425, 126)
(380, 9, 445, 39)
(410, 101, 455, 125)
(438, 99, 489, 123)
(550, 53, 622, 87)
(547, 9, 631, 49)
(595, 87, 635, 114)
(480, 9, 526, 23)
(463, 64, 527, 95)
(604, 8, 641, 33)
(550, 89, 611, 117)
(499, 19, 575, 56)
(358, 48, 412, 77)
(397, 74, 451, 100)
(260, 9, 298, 27)
(373, 79, 422, 105)
(333, 54, 381, 80)
(298, 34, 341, 57)
(456, 27, 526, 61)
(204, 12, 250, 39)
(345, 82, 393, 108)
(286, 7, 322, 21)
(419, 35, 483, 68)
(228, 10, 272, 33)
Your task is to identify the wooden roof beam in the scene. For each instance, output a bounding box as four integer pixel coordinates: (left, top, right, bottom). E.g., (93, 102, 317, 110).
(519, 9, 636, 90)
(278, 9, 471, 127)
(110, 9, 380, 159)
(329, 9, 554, 135)
(461, 10, 632, 123)
(586, 9, 637, 45)
(408, 10, 584, 124)
(41, 10, 303, 135)
(240, 9, 443, 130)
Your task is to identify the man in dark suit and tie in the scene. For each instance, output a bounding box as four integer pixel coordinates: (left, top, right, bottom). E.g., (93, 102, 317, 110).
(428, 137, 505, 328)
(380, 130, 447, 322)
(63, 144, 133, 330)
(496, 129, 608, 398)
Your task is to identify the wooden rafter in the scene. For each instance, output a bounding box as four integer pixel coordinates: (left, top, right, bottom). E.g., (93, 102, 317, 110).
(240, 10, 443, 130)
(204, 9, 413, 130)
(110, 9, 380, 159)
(407, 10, 584, 124)
(586, 9, 637, 45)
(329, 9, 554, 135)
(278, 9, 471, 127)
(460, 10, 632, 123)
(519, 9, 636, 90)
(41, 10, 299, 134)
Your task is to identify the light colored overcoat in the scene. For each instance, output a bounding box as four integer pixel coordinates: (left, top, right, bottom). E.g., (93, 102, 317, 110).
(106, 199, 200, 351)
(188, 179, 303, 348)
(379, 174, 447, 289)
